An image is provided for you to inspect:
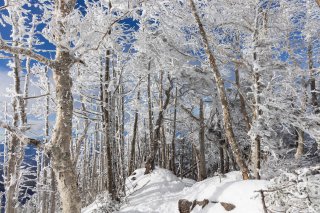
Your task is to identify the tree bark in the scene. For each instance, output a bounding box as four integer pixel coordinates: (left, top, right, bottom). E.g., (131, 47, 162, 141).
(308, 43, 318, 112)
(170, 88, 178, 174)
(147, 66, 154, 152)
(188, 0, 249, 180)
(101, 49, 115, 199)
(251, 6, 264, 180)
(45, 1, 83, 212)
(198, 99, 207, 181)
(5, 55, 23, 213)
(235, 64, 251, 132)
(295, 129, 304, 159)
(50, 55, 81, 213)
(129, 91, 140, 175)
(159, 71, 166, 168)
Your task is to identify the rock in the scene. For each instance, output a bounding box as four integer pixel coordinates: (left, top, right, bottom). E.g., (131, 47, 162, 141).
(178, 199, 192, 213)
(220, 202, 236, 211)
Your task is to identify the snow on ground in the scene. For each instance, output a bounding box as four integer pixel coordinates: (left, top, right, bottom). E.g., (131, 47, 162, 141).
(83, 168, 269, 213)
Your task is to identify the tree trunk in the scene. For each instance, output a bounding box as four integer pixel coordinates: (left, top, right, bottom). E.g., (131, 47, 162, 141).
(50, 51, 81, 213)
(4, 9, 28, 211)
(188, 0, 249, 180)
(101, 49, 115, 199)
(224, 148, 230, 173)
(235, 64, 251, 132)
(161, 125, 167, 168)
(50, 68, 80, 212)
(198, 99, 207, 181)
(129, 91, 140, 175)
(145, 79, 172, 174)
(48, 1, 82, 212)
(295, 129, 304, 159)
(308, 43, 318, 112)
(251, 6, 264, 180)
(219, 144, 225, 174)
(147, 67, 154, 152)
(170, 88, 178, 174)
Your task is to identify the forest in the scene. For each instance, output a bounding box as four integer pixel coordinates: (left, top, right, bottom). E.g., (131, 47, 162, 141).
(0, 0, 319, 212)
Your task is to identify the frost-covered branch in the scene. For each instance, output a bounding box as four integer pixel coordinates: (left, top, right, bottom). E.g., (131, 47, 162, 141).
(180, 105, 200, 122)
(0, 5, 9, 11)
(23, 93, 50, 100)
(0, 120, 42, 148)
(0, 39, 55, 68)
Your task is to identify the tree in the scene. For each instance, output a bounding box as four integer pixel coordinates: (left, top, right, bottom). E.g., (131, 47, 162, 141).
(0, 0, 130, 211)
(188, 0, 249, 180)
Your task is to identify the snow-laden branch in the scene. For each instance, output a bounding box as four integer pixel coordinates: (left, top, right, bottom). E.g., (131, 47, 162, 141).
(0, 5, 9, 10)
(0, 0, 9, 11)
(0, 120, 42, 148)
(180, 105, 200, 122)
(0, 39, 55, 68)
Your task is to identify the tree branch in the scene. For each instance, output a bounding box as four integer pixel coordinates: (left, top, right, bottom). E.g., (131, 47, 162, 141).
(23, 93, 50, 100)
(0, 39, 55, 68)
(0, 120, 42, 148)
(180, 105, 200, 122)
(0, 5, 9, 11)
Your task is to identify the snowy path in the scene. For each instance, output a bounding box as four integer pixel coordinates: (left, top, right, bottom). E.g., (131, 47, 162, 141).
(119, 168, 195, 213)
(83, 168, 269, 213)
(117, 168, 269, 213)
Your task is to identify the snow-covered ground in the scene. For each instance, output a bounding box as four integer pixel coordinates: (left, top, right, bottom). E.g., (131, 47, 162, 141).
(82, 168, 269, 213)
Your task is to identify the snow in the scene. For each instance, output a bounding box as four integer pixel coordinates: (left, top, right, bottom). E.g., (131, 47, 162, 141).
(82, 202, 104, 213)
(83, 168, 269, 213)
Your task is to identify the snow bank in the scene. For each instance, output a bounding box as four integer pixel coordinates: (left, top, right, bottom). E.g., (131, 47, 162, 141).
(120, 168, 196, 213)
(83, 168, 269, 213)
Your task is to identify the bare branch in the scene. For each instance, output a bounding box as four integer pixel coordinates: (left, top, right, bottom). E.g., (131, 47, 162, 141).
(0, 3, 9, 11)
(23, 93, 50, 100)
(83, 11, 131, 54)
(180, 105, 200, 122)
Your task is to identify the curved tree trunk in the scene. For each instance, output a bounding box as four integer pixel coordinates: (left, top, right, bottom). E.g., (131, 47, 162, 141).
(145, 79, 173, 174)
(50, 51, 81, 213)
(188, 0, 249, 180)
(47, 1, 82, 212)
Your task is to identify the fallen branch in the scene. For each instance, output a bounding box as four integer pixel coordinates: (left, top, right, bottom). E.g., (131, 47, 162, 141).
(254, 184, 296, 193)
(256, 190, 268, 213)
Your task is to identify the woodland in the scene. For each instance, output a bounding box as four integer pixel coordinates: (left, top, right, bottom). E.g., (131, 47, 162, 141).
(0, 0, 319, 212)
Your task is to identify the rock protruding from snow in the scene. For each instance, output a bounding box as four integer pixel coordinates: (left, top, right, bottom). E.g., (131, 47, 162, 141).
(220, 202, 236, 211)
